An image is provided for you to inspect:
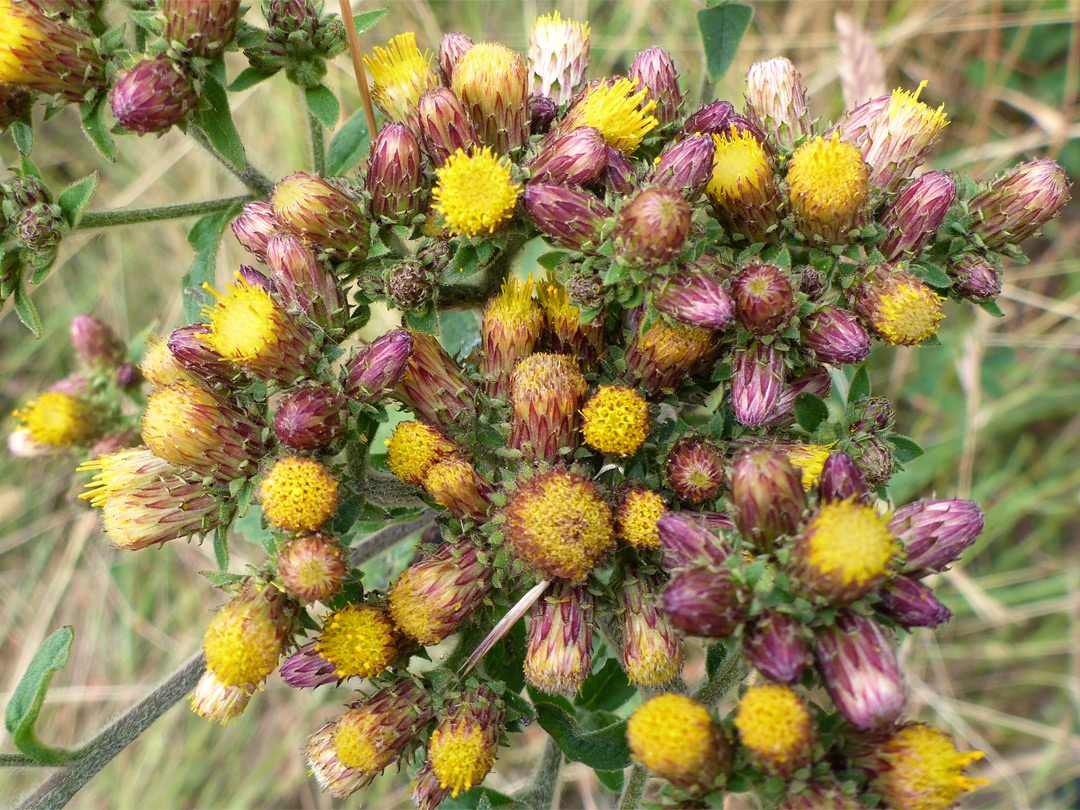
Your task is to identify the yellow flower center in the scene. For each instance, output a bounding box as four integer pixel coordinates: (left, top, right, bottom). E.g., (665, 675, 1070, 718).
(0, 1, 43, 83)
(79, 447, 174, 507)
(432, 147, 521, 237)
(428, 720, 494, 798)
(385, 420, 455, 486)
(13, 391, 98, 447)
(564, 78, 658, 155)
(581, 386, 650, 457)
(616, 489, 665, 549)
(875, 724, 987, 810)
(260, 456, 339, 533)
(707, 128, 774, 206)
(627, 694, 714, 782)
(734, 685, 812, 764)
(315, 605, 399, 680)
(139, 334, 196, 388)
(363, 32, 438, 124)
(538, 281, 583, 325)
(201, 277, 288, 365)
(486, 274, 542, 329)
(622, 627, 684, 688)
(640, 320, 713, 375)
(203, 595, 282, 689)
(877, 81, 949, 147)
(333, 709, 392, 773)
(141, 383, 223, 465)
(787, 133, 869, 226)
(804, 499, 897, 588)
(783, 443, 836, 491)
(873, 278, 945, 346)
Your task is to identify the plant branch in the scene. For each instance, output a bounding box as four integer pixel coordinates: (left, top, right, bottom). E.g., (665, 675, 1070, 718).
(362, 468, 428, 508)
(17, 651, 206, 810)
(186, 126, 275, 197)
(0, 753, 48, 768)
(616, 763, 649, 810)
(76, 196, 253, 230)
(349, 510, 436, 568)
(308, 111, 325, 176)
(520, 734, 564, 810)
(692, 644, 744, 707)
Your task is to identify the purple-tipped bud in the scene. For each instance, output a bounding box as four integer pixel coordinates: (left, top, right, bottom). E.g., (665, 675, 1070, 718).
(71, 315, 125, 371)
(879, 171, 956, 260)
(731, 341, 784, 427)
(818, 451, 870, 503)
(526, 127, 608, 186)
(648, 135, 714, 200)
(396, 331, 477, 432)
(733, 263, 796, 336)
(162, 0, 242, 58)
(114, 363, 141, 389)
(970, 159, 1070, 248)
(616, 572, 684, 688)
(800, 306, 872, 365)
(665, 437, 725, 504)
(232, 201, 279, 262)
(266, 233, 347, 329)
(613, 187, 691, 270)
(523, 183, 611, 251)
(682, 100, 735, 137)
(277, 532, 347, 603)
(849, 396, 895, 434)
(365, 123, 425, 222)
(629, 47, 681, 127)
(654, 268, 735, 330)
(417, 88, 480, 168)
(947, 254, 1002, 303)
(237, 264, 275, 292)
(596, 145, 636, 194)
(662, 567, 748, 638)
(167, 324, 235, 382)
(731, 447, 806, 551)
(274, 386, 347, 450)
(525, 581, 594, 696)
(383, 258, 436, 312)
(744, 57, 812, 150)
(529, 93, 558, 133)
(745, 611, 810, 684)
(110, 56, 196, 135)
(270, 172, 370, 261)
(813, 611, 907, 731)
(853, 436, 895, 487)
(49, 374, 91, 397)
(280, 641, 340, 688)
(762, 367, 833, 429)
(879, 576, 952, 628)
(655, 512, 731, 570)
(347, 330, 413, 403)
(438, 32, 473, 86)
(890, 499, 984, 577)
(15, 206, 63, 253)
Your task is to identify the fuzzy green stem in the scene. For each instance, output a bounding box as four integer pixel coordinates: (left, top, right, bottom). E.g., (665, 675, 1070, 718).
(76, 196, 253, 230)
(349, 511, 436, 568)
(363, 468, 427, 508)
(0, 753, 46, 768)
(692, 644, 744, 707)
(521, 735, 564, 810)
(308, 111, 326, 176)
(616, 763, 649, 810)
(186, 126, 275, 197)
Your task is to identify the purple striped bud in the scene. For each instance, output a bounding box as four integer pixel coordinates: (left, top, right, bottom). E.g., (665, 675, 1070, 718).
(384, 258, 436, 312)
(347, 330, 413, 403)
(271, 173, 370, 261)
(527, 127, 608, 186)
(879, 575, 952, 628)
(616, 572, 684, 688)
(525, 581, 594, 696)
(731, 341, 784, 427)
(110, 57, 197, 135)
(396, 331, 477, 433)
(613, 187, 691, 270)
(800, 306, 872, 365)
(970, 159, 1070, 247)
(655, 512, 730, 570)
(818, 451, 870, 504)
(890, 499, 984, 576)
(90, 429, 139, 460)
(682, 100, 734, 137)
(452, 42, 529, 154)
(273, 386, 346, 450)
(266, 233, 347, 329)
(762, 367, 833, 429)
(731, 447, 806, 551)
(509, 353, 587, 463)
(745, 610, 810, 684)
(744, 57, 811, 150)
(0, 1, 105, 101)
(848, 396, 895, 434)
(596, 145, 636, 194)
(654, 268, 735, 330)
(662, 567, 748, 639)
(853, 435, 896, 486)
(523, 183, 610, 251)
(231, 201, 279, 262)
(365, 123, 424, 222)
(277, 532, 347, 603)
(114, 363, 140, 389)
(529, 93, 558, 133)
(879, 171, 956, 260)
(629, 47, 681, 126)
(236, 265, 274, 292)
(648, 135, 714, 200)
(438, 32, 473, 86)
(71, 315, 125, 372)
(947, 254, 1002, 302)
(417, 87, 478, 169)
(779, 783, 864, 810)
(733, 263, 796, 335)
(813, 611, 907, 730)
(665, 436, 725, 504)
(162, 0, 242, 59)
(280, 641, 340, 688)
(167, 324, 235, 382)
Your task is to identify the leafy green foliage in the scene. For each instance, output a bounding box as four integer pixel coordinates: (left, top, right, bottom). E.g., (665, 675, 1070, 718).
(183, 201, 246, 322)
(697, 2, 754, 82)
(196, 77, 246, 172)
(532, 700, 632, 771)
(4, 627, 75, 765)
(326, 108, 370, 175)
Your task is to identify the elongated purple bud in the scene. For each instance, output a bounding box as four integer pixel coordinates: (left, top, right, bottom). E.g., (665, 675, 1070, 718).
(526, 127, 608, 186)
(163, 0, 242, 58)
(655, 512, 730, 570)
(654, 268, 734, 331)
(800, 305, 872, 365)
(648, 135, 714, 200)
(629, 46, 681, 126)
(662, 567, 748, 639)
(761, 367, 832, 429)
(617, 572, 684, 688)
(731, 341, 784, 427)
(438, 32, 473, 86)
(266, 233, 347, 329)
(879, 171, 956, 260)
(280, 641, 340, 689)
(970, 159, 1070, 248)
(890, 499, 984, 576)
(271, 172, 370, 261)
(731, 447, 806, 551)
(274, 386, 346, 449)
(365, 123, 424, 222)
(232, 202, 279, 262)
(818, 451, 870, 503)
(613, 187, 691, 270)
(682, 100, 734, 137)
(745, 610, 810, 684)
(417, 87, 479, 169)
(71, 315, 125, 371)
(237, 265, 274, 292)
(733, 263, 795, 336)
(110, 56, 197, 135)
(395, 331, 477, 432)
(347, 330, 413, 403)
(813, 611, 907, 731)
(529, 93, 558, 133)
(525, 581, 594, 696)
(596, 145, 636, 194)
(947, 254, 1002, 303)
(167, 324, 235, 382)
(523, 183, 611, 251)
(848, 396, 895, 434)
(879, 575, 952, 628)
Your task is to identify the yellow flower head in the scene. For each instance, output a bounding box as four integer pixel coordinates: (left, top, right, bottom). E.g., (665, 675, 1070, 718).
(451, 42, 529, 154)
(333, 708, 394, 773)
(260, 456, 339, 533)
(202, 585, 287, 690)
(794, 499, 897, 602)
(486, 275, 542, 332)
(787, 133, 870, 242)
(707, 128, 775, 209)
(363, 32, 439, 125)
(858, 270, 946, 346)
(388, 543, 490, 646)
(0, 0, 45, 83)
(79, 446, 175, 508)
(616, 489, 665, 549)
(561, 78, 658, 155)
(13, 391, 100, 447)
(139, 334, 197, 388)
(783, 443, 836, 491)
(385, 420, 455, 486)
(871, 723, 987, 810)
(432, 147, 521, 237)
(190, 669, 252, 724)
(581, 385, 650, 457)
(423, 456, 491, 520)
(0, 0, 103, 99)
(734, 684, 815, 777)
(315, 604, 400, 680)
(428, 719, 496, 798)
(627, 694, 720, 787)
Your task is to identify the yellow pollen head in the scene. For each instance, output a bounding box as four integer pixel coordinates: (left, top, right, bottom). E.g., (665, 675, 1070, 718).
(627, 694, 716, 785)
(432, 147, 521, 237)
(487, 274, 541, 327)
(734, 685, 814, 776)
(787, 133, 869, 228)
(707, 128, 774, 205)
(564, 78, 658, 155)
(800, 499, 897, 599)
(538, 281, 582, 324)
(363, 32, 438, 124)
(386, 420, 455, 486)
(784, 443, 836, 491)
(886, 81, 949, 136)
(13, 391, 99, 447)
(201, 276, 288, 365)
(315, 604, 400, 680)
(428, 720, 495, 798)
(0, 2, 44, 83)
(581, 386, 650, 457)
(870, 277, 945, 346)
(260, 456, 339, 533)
(873, 723, 987, 810)
(333, 709, 393, 773)
(616, 489, 665, 549)
(202, 590, 284, 689)
(139, 334, 196, 388)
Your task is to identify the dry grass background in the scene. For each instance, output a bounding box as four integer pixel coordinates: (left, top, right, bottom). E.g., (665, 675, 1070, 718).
(1, 0, 1079, 807)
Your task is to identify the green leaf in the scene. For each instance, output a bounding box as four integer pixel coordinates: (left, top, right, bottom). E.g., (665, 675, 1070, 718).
(440, 787, 518, 810)
(352, 8, 389, 35)
(305, 84, 340, 129)
(197, 76, 246, 172)
(228, 66, 277, 92)
(847, 364, 871, 404)
(596, 769, 625, 793)
(440, 308, 482, 360)
(79, 96, 116, 161)
(536, 251, 567, 271)
(888, 434, 924, 464)
(978, 299, 1005, 317)
(201, 571, 244, 588)
(533, 701, 632, 771)
(212, 524, 230, 571)
(325, 107, 370, 175)
(576, 658, 636, 713)
(4, 627, 75, 765)
(57, 173, 99, 229)
(13, 283, 42, 338)
(404, 305, 438, 335)
(705, 641, 727, 680)
(793, 392, 829, 433)
(12, 120, 33, 154)
(697, 2, 754, 82)
(234, 24, 267, 49)
(183, 201, 245, 322)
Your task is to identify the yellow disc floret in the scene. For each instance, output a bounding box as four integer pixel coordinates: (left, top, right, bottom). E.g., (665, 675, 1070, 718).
(260, 456, 339, 532)
(616, 489, 665, 549)
(487, 275, 542, 329)
(315, 604, 399, 680)
(796, 499, 897, 602)
(581, 386, 650, 457)
(333, 709, 391, 773)
(734, 685, 814, 777)
(627, 694, 717, 787)
(428, 720, 494, 798)
(783, 443, 836, 491)
(202, 590, 284, 689)
(201, 276, 289, 366)
(79, 447, 174, 507)
(562, 78, 658, 155)
(871, 724, 987, 810)
(0, 1, 43, 83)
(432, 147, 521, 237)
(363, 32, 438, 124)
(13, 391, 99, 447)
(707, 128, 774, 207)
(386, 420, 455, 486)
(787, 133, 869, 238)
(872, 278, 945, 346)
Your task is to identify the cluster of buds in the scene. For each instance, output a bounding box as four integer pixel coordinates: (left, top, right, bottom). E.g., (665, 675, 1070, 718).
(244, 0, 346, 88)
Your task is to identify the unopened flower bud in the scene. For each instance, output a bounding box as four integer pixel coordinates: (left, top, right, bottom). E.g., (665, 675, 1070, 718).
(90, 429, 138, 459)
(617, 572, 684, 688)
(648, 135, 714, 200)
(596, 144, 637, 194)
(970, 158, 1070, 247)
(946, 254, 1002, 302)
(15, 205, 64, 253)
(731, 447, 806, 551)
(706, 127, 780, 241)
(523, 183, 611, 251)
(787, 133, 870, 244)
(779, 782, 865, 810)
(482, 276, 544, 400)
(662, 567, 748, 638)
(416, 87, 479, 168)
(852, 264, 944, 346)
(733, 263, 795, 335)
(271, 172, 370, 261)
(509, 353, 588, 463)
(879, 171, 956, 260)
(110, 56, 196, 135)
(623, 316, 714, 394)
(365, 123, 424, 222)
(665, 437, 725, 504)
(682, 99, 734, 137)
(879, 575, 951, 628)
(163, 0, 241, 58)
(734, 685, 815, 778)
(614, 187, 691, 270)
(452, 41, 529, 154)
(731, 341, 784, 427)
(744, 57, 811, 150)
(800, 305, 871, 365)
(0, 0, 105, 101)
(655, 512, 730, 570)
(273, 386, 345, 450)
(537, 281, 605, 367)
(382, 258, 435, 312)
(627, 694, 728, 791)
(139, 335, 198, 388)
(849, 395, 895, 434)
(280, 641, 340, 689)
(203, 581, 292, 691)
(70, 315, 125, 371)
(395, 331, 477, 433)
(266, 233, 347, 329)
(423, 456, 492, 520)
(527, 126, 608, 186)
(528, 92, 557, 133)
(363, 32, 439, 128)
(853, 435, 895, 486)
(629, 47, 681, 126)
(347, 330, 413, 403)
(817, 451, 870, 503)
(231, 201, 279, 262)
(438, 32, 473, 85)
(524, 581, 594, 696)
(889, 498, 984, 576)
(260, 456, 339, 533)
(0, 84, 33, 129)
(528, 11, 590, 106)
(761, 368, 833, 430)
(166, 324, 234, 383)
(745, 610, 810, 684)
(654, 265, 734, 330)
(277, 532, 347, 603)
